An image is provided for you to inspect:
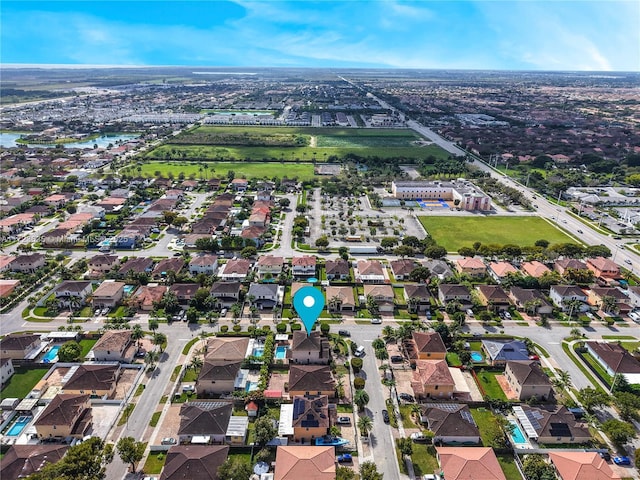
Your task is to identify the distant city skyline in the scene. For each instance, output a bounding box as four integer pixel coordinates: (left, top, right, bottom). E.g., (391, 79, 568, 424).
(1, 0, 638, 72)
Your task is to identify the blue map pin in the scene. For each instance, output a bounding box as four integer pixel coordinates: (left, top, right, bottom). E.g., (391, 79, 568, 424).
(293, 286, 325, 335)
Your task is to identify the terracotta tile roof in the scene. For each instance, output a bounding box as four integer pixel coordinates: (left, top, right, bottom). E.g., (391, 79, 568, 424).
(364, 284, 393, 298)
(189, 254, 218, 266)
(222, 258, 251, 274)
(357, 260, 384, 276)
(133, 285, 167, 307)
(488, 261, 518, 277)
(258, 255, 284, 267)
(205, 337, 249, 361)
(274, 446, 335, 480)
(436, 447, 506, 480)
(325, 286, 355, 307)
(93, 281, 125, 298)
(160, 445, 229, 480)
(411, 360, 454, 395)
(521, 261, 551, 278)
(457, 257, 485, 269)
(549, 452, 621, 480)
(587, 256, 619, 272)
(292, 256, 316, 267)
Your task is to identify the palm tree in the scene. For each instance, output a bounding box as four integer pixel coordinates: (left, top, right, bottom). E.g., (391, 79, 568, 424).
(357, 415, 373, 437)
(152, 332, 167, 353)
(569, 327, 582, 340)
(600, 295, 618, 314)
(144, 350, 160, 369)
(354, 389, 370, 412)
(407, 296, 420, 314)
(131, 324, 144, 348)
(148, 318, 159, 333)
(328, 295, 341, 313)
(190, 355, 203, 371)
(552, 370, 572, 391)
(382, 325, 397, 344)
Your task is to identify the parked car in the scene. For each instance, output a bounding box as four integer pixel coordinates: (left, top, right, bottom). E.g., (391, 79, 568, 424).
(598, 451, 611, 461)
(336, 416, 351, 425)
(410, 432, 429, 443)
(371, 318, 382, 324)
(161, 437, 177, 445)
(466, 309, 474, 317)
(135, 349, 146, 358)
(382, 409, 390, 424)
(354, 345, 366, 357)
(338, 330, 351, 337)
(399, 393, 415, 403)
(337, 454, 352, 463)
(613, 456, 630, 465)
(391, 355, 404, 363)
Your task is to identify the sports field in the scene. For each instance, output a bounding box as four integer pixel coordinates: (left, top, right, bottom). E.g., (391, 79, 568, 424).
(144, 126, 448, 162)
(130, 161, 316, 180)
(418, 216, 576, 251)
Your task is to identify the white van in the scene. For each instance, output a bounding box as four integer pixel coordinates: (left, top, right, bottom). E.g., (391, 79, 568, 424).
(354, 346, 366, 357)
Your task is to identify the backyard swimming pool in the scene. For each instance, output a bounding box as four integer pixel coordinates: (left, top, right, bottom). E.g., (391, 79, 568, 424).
(245, 381, 258, 392)
(123, 285, 135, 295)
(42, 345, 60, 363)
(509, 421, 527, 445)
(7, 416, 31, 436)
(252, 347, 265, 357)
(470, 351, 484, 362)
(275, 346, 288, 359)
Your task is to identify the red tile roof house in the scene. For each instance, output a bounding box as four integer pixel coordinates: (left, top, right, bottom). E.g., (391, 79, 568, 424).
(520, 260, 551, 278)
(585, 341, 640, 385)
(188, 254, 219, 276)
(435, 447, 507, 480)
(257, 255, 285, 279)
(586, 257, 620, 279)
(389, 259, 416, 280)
(487, 261, 518, 283)
(354, 260, 386, 284)
(132, 285, 167, 311)
(411, 359, 455, 400)
(291, 256, 317, 278)
(549, 452, 621, 480)
(475, 285, 512, 312)
(456, 257, 486, 277)
(218, 258, 252, 281)
(364, 284, 395, 313)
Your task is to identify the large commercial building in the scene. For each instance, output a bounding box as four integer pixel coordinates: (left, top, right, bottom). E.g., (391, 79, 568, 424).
(391, 180, 492, 211)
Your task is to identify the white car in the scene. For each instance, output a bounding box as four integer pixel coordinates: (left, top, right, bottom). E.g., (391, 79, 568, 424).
(370, 318, 382, 324)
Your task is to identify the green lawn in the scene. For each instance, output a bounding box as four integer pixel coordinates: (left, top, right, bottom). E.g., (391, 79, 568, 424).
(1, 367, 50, 399)
(142, 451, 166, 474)
(475, 370, 508, 401)
(79, 339, 97, 357)
(497, 454, 523, 480)
(399, 405, 419, 428)
(131, 161, 316, 181)
(470, 407, 501, 447)
(404, 445, 439, 477)
(418, 216, 575, 251)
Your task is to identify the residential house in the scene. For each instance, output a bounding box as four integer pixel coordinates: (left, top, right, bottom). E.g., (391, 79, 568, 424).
(54, 281, 93, 308)
(248, 210, 269, 228)
(404, 284, 431, 313)
(1, 358, 15, 386)
(287, 331, 330, 365)
(554, 258, 588, 275)
(88, 255, 119, 275)
(411, 360, 455, 399)
(390, 259, 416, 280)
(625, 286, 640, 309)
(230, 178, 248, 192)
(487, 262, 518, 283)
(456, 257, 486, 277)
(153, 258, 185, 279)
(62, 364, 121, 398)
(256, 255, 284, 279)
(34, 393, 92, 440)
(509, 287, 553, 315)
(0, 280, 20, 299)
(131, 285, 167, 311)
(325, 259, 350, 281)
(205, 337, 250, 360)
(218, 258, 252, 281)
(404, 332, 447, 361)
(354, 260, 386, 284)
(189, 254, 219, 276)
(10, 253, 45, 273)
(586, 257, 620, 279)
(274, 446, 335, 480)
(438, 284, 472, 308)
(177, 401, 233, 444)
(482, 339, 529, 366)
(288, 365, 335, 398)
(0, 333, 41, 360)
(91, 330, 134, 362)
(521, 261, 551, 278)
(549, 285, 589, 312)
(476, 285, 511, 312)
(196, 359, 243, 396)
(291, 256, 316, 278)
(209, 282, 242, 309)
(513, 405, 591, 444)
(0, 445, 68, 480)
(585, 341, 640, 385)
(92, 281, 125, 308)
(325, 286, 356, 312)
(290, 395, 330, 443)
(586, 287, 630, 313)
(549, 452, 622, 480)
(504, 361, 553, 401)
(159, 445, 229, 480)
(169, 283, 200, 305)
(0, 255, 15, 272)
(118, 257, 154, 277)
(364, 284, 394, 313)
(420, 404, 480, 444)
(247, 283, 282, 309)
(436, 447, 507, 480)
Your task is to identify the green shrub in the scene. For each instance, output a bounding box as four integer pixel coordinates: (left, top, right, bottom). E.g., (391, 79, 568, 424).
(351, 357, 363, 372)
(320, 322, 330, 336)
(276, 322, 287, 334)
(353, 377, 365, 390)
(233, 325, 242, 332)
(291, 323, 302, 331)
(220, 325, 229, 333)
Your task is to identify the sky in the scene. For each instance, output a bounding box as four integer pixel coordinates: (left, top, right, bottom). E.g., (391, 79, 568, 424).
(1, 1, 639, 71)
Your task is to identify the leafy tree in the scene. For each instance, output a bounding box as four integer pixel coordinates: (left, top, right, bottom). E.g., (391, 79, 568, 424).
(148, 318, 159, 332)
(601, 418, 636, 444)
(315, 235, 329, 249)
(354, 389, 370, 412)
(613, 391, 640, 420)
(396, 437, 413, 456)
(320, 322, 330, 336)
(27, 437, 113, 480)
(359, 461, 383, 480)
(57, 340, 82, 362)
(584, 244, 611, 258)
(116, 436, 145, 473)
(337, 465, 356, 480)
(458, 247, 476, 257)
(380, 237, 398, 249)
(217, 457, 253, 480)
(254, 416, 277, 445)
(576, 387, 610, 412)
(241, 246, 257, 258)
(278, 198, 291, 209)
(432, 322, 452, 346)
(351, 357, 363, 372)
(393, 245, 414, 257)
(354, 377, 365, 390)
(534, 239, 550, 248)
(522, 454, 556, 480)
(424, 245, 447, 259)
(408, 266, 430, 283)
(357, 415, 373, 437)
(186, 306, 199, 323)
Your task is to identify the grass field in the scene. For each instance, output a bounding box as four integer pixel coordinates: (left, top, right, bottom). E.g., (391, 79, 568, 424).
(1, 367, 50, 399)
(418, 216, 575, 251)
(131, 161, 316, 180)
(144, 126, 449, 162)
